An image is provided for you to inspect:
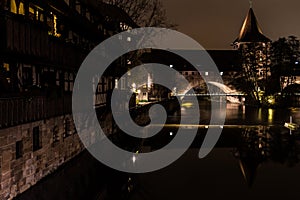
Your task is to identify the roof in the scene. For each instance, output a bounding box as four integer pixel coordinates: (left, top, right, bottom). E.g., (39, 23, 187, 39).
(234, 8, 271, 43)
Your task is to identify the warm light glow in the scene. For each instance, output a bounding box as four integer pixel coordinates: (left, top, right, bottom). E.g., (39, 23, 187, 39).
(182, 102, 193, 108)
(10, 0, 17, 14)
(18, 2, 25, 15)
(132, 155, 136, 163)
(53, 15, 61, 37)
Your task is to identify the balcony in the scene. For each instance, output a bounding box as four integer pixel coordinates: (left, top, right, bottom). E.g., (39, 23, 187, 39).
(0, 11, 87, 70)
(0, 95, 72, 129)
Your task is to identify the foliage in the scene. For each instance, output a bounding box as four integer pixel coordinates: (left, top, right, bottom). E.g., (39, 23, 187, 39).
(270, 36, 300, 92)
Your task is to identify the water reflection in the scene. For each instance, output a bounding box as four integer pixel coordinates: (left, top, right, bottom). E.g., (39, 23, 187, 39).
(233, 126, 300, 187)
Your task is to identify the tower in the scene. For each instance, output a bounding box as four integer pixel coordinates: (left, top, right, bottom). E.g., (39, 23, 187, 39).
(233, 2, 271, 101)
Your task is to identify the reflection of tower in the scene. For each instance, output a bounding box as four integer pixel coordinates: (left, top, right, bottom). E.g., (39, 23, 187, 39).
(233, 2, 271, 99)
(234, 126, 271, 187)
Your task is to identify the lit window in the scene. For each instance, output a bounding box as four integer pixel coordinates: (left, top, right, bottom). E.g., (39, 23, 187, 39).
(29, 6, 35, 19)
(18, 2, 25, 15)
(10, 0, 17, 14)
(3, 63, 9, 71)
(115, 79, 118, 89)
(75, 1, 81, 13)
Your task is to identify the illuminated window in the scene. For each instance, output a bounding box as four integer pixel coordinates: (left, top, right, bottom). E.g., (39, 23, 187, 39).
(10, 0, 17, 14)
(115, 79, 118, 89)
(18, 2, 25, 15)
(29, 6, 35, 19)
(3, 63, 10, 71)
(75, 1, 81, 13)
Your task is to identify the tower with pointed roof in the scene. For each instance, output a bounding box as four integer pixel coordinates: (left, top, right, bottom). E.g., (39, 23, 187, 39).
(233, 2, 271, 101)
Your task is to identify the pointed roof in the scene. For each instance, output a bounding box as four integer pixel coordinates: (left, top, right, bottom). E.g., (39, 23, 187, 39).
(234, 8, 271, 43)
(239, 159, 259, 187)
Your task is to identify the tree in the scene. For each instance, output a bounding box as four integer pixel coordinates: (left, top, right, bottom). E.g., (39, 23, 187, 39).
(100, 0, 176, 28)
(270, 36, 300, 92)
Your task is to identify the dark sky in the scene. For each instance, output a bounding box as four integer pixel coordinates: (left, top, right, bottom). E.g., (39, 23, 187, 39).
(163, 0, 300, 50)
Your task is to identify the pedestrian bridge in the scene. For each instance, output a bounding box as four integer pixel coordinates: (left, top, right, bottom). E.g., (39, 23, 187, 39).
(173, 81, 245, 103)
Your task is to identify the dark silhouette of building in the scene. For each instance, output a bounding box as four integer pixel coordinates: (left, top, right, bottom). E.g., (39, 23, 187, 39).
(0, 1, 136, 199)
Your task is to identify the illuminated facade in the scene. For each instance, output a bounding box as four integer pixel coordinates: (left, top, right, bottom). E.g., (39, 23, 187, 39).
(0, 1, 136, 199)
(233, 6, 271, 96)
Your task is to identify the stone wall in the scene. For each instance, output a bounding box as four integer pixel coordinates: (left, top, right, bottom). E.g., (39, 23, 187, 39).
(0, 114, 95, 199)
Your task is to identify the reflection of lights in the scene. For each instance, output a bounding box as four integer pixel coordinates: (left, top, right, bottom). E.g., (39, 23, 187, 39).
(205, 126, 209, 129)
(132, 155, 136, 163)
(268, 109, 274, 122)
(170, 65, 173, 68)
(182, 102, 193, 108)
(220, 126, 223, 129)
(170, 132, 173, 136)
(258, 108, 262, 121)
(259, 143, 262, 149)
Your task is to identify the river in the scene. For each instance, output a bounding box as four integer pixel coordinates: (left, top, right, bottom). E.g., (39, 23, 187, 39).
(16, 102, 300, 200)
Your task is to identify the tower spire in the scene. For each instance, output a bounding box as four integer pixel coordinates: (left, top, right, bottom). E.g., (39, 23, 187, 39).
(249, 0, 253, 8)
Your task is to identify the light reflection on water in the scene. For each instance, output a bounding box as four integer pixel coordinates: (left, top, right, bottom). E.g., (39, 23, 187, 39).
(129, 103, 300, 199)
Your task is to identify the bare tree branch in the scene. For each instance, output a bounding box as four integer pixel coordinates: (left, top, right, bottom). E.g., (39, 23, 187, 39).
(100, 0, 177, 29)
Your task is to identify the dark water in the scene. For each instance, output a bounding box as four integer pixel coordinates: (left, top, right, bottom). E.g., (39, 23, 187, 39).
(127, 103, 300, 200)
(17, 103, 300, 200)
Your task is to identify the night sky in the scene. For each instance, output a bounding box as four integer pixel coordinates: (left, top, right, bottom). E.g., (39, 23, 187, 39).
(163, 0, 300, 50)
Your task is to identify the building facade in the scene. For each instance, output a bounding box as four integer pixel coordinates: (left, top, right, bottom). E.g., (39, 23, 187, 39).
(0, 1, 136, 199)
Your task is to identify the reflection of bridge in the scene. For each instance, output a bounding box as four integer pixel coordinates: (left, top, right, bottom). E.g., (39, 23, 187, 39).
(175, 93, 245, 96)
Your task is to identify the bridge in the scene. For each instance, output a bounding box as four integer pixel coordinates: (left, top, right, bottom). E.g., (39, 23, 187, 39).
(173, 81, 245, 103)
